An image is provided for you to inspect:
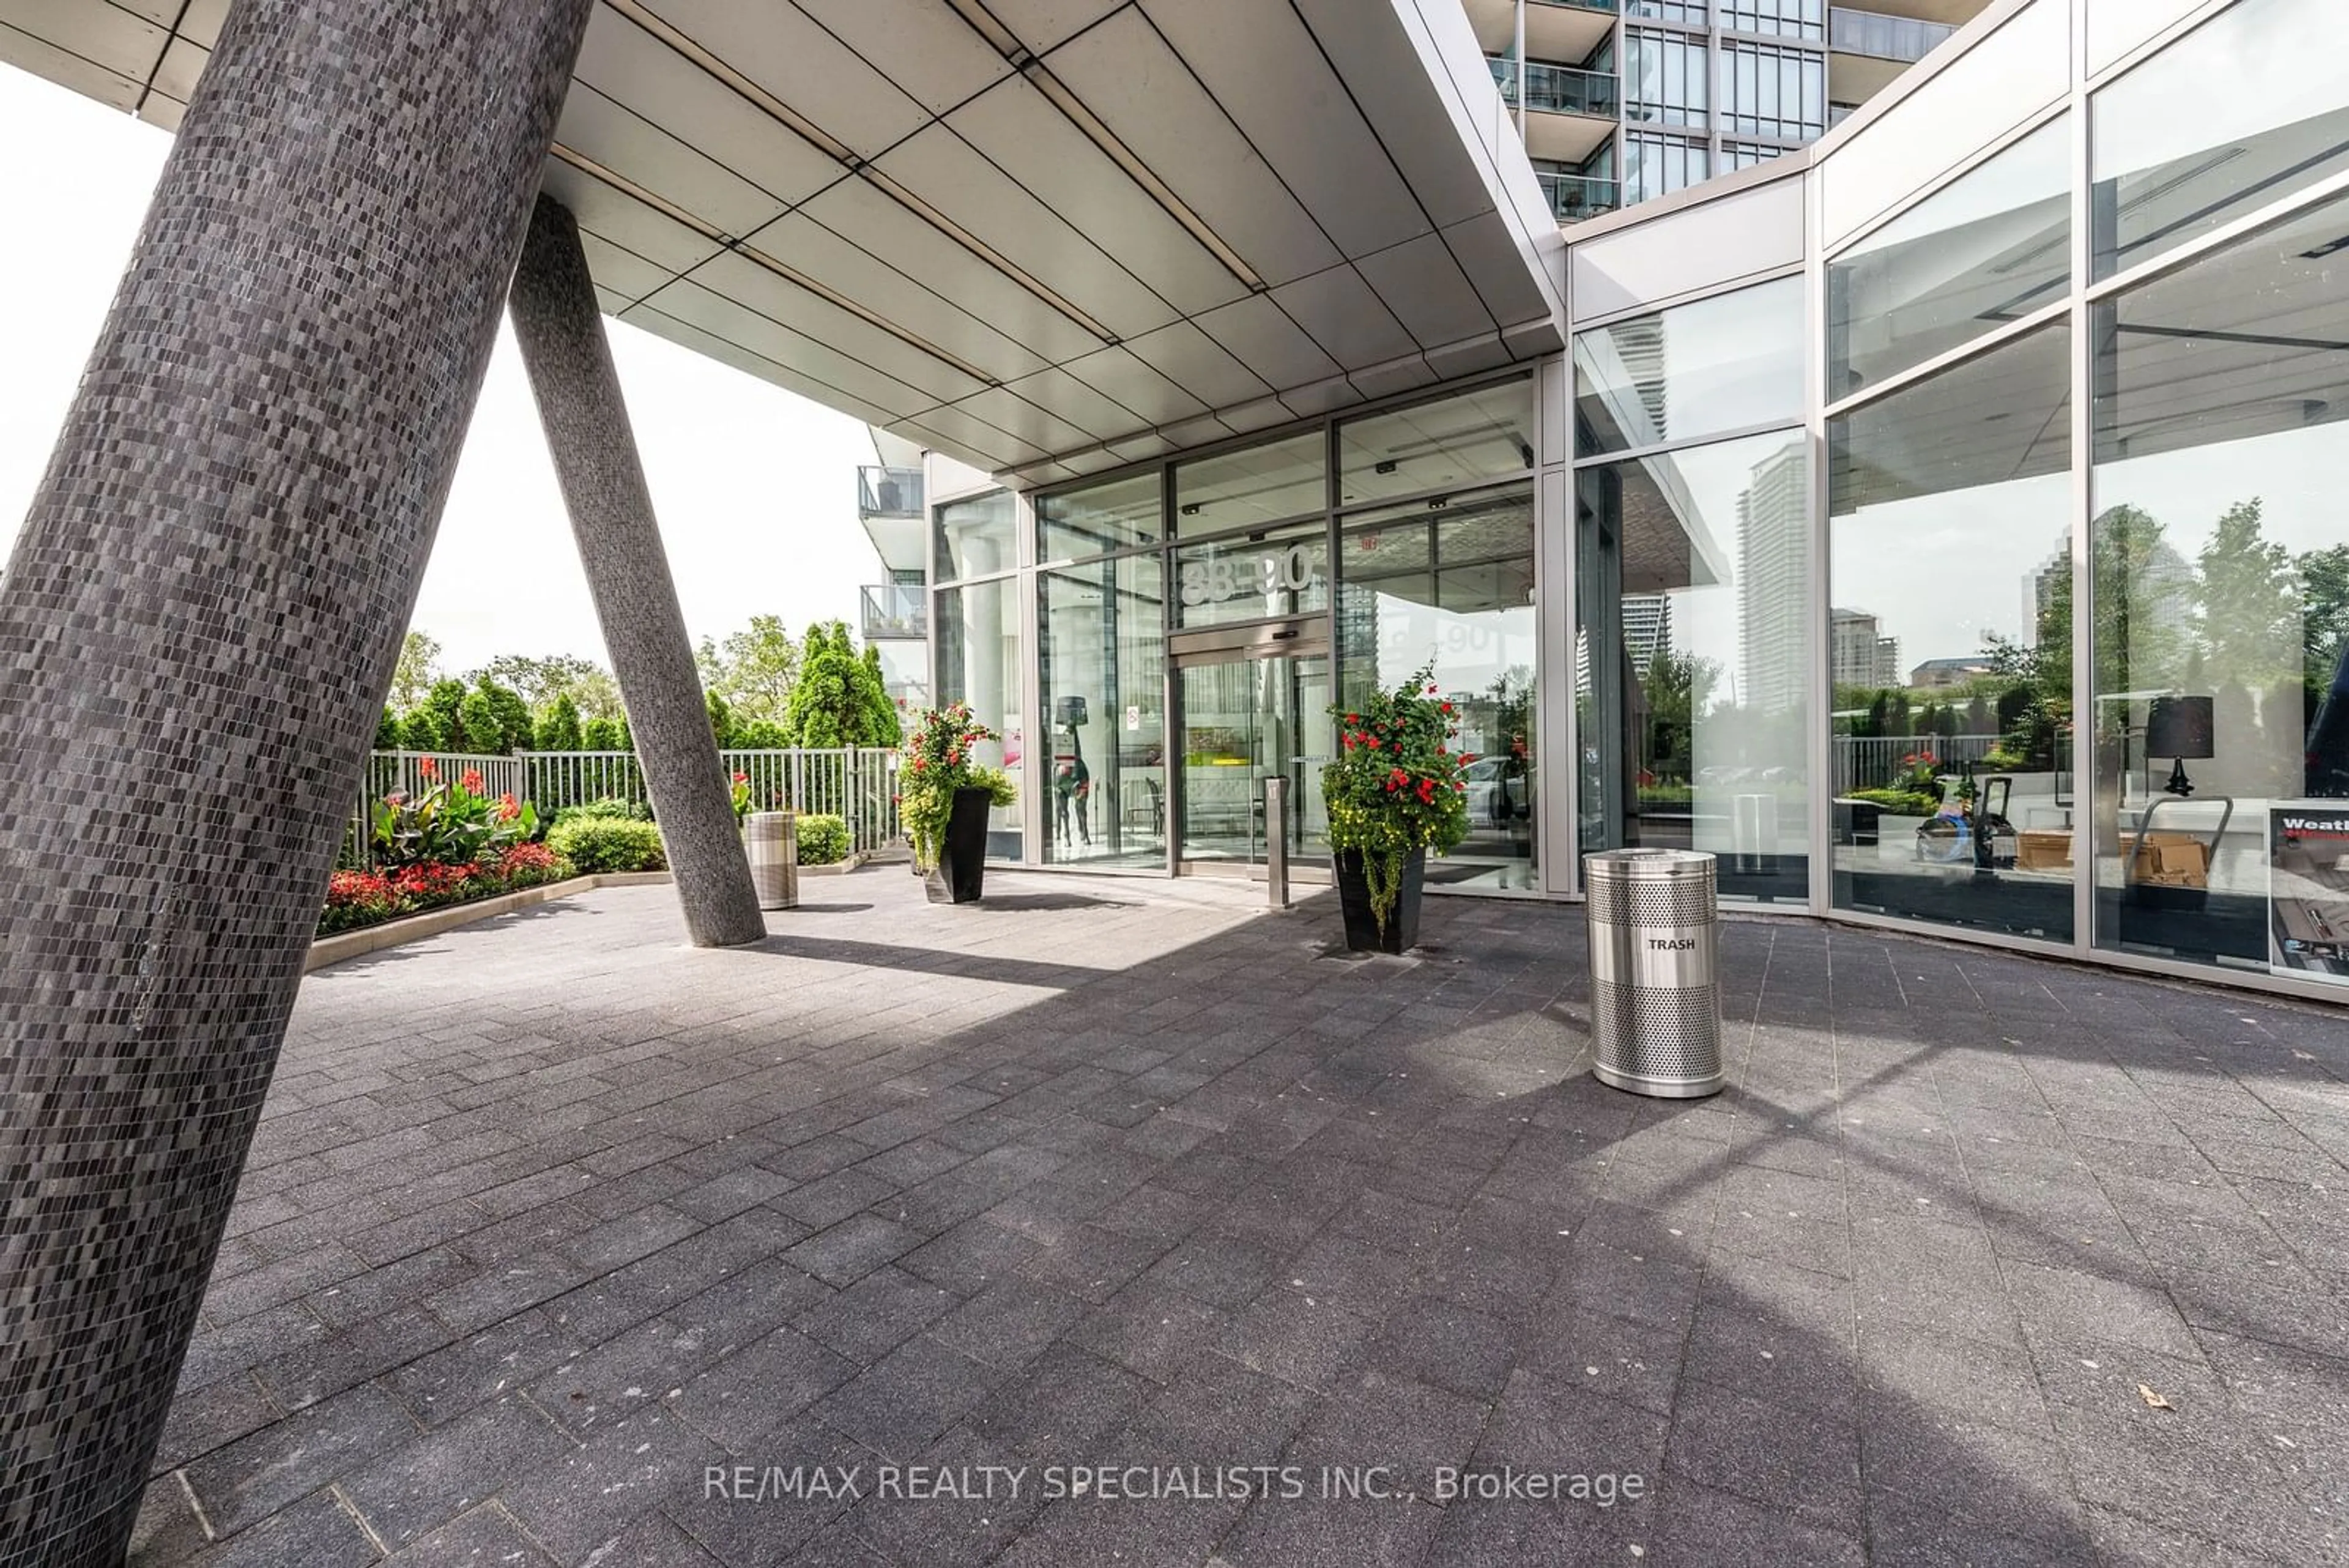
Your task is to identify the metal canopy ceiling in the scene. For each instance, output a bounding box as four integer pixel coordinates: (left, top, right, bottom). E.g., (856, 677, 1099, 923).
(1, 0, 1565, 486)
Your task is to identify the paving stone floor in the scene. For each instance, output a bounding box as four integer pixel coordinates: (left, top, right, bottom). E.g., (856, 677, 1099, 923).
(128, 867, 2349, 1567)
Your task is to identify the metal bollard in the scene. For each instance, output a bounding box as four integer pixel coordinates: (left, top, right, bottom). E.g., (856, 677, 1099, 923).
(1263, 775, 1290, 910)
(1583, 848, 1723, 1098)
(745, 810, 799, 911)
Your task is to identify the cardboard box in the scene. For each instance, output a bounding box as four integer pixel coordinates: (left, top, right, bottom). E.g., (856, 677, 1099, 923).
(2016, 830, 2074, 872)
(2121, 831, 2208, 885)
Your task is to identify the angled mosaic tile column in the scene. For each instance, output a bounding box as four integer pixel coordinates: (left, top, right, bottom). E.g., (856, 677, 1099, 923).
(0, 3, 593, 1564)
(507, 196, 768, 949)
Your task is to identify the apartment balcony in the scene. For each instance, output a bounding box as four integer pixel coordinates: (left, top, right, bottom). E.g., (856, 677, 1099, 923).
(860, 583, 927, 642)
(1489, 57, 1618, 163)
(1463, 0, 1616, 62)
(1830, 6, 1961, 103)
(1538, 171, 1620, 224)
(856, 465, 923, 519)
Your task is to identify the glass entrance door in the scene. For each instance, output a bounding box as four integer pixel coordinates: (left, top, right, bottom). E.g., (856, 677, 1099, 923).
(1176, 650, 1332, 868)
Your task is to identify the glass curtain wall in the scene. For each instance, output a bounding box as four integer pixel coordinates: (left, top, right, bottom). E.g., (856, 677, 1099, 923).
(1038, 554, 1165, 868)
(932, 492, 1023, 860)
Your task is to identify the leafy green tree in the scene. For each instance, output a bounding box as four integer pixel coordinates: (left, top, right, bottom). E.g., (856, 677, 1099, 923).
(477, 678, 534, 752)
(399, 707, 442, 751)
(697, 614, 800, 729)
(413, 678, 467, 751)
(861, 645, 903, 746)
(735, 719, 790, 749)
(535, 692, 583, 751)
(375, 707, 401, 749)
(707, 689, 737, 749)
(456, 687, 502, 755)
(2195, 498, 2299, 690)
(478, 653, 599, 713)
(783, 622, 899, 748)
(2300, 543, 2349, 715)
(581, 715, 625, 751)
(390, 631, 442, 712)
(1865, 690, 1890, 740)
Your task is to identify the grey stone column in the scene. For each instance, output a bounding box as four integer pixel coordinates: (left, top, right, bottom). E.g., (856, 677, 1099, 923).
(0, 4, 593, 1566)
(508, 196, 767, 949)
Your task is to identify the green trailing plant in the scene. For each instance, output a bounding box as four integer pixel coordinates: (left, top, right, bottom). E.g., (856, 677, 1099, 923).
(369, 759, 537, 868)
(545, 816, 667, 872)
(795, 813, 850, 866)
(1321, 665, 1472, 937)
(897, 702, 1016, 873)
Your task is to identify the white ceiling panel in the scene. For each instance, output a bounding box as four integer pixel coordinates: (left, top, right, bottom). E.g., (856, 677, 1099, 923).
(554, 85, 787, 240)
(888, 417, 1030, 475)
(1278, 374, 1359, 419)
(998, 368, 1151, 442)
(540, 158, 725, 275)
(1139, 0, 1429, 258)
(572, 9, 848, 207)
(688, 248, 990, 404)
(1288, 0, 1493, 232)
(149, 34, 202, 100)
(0, 24, 139, 110)
(1269, 266, 1417, 371)
(1192, 295, 1342, 396)
(1106, 431, 1174, 461)
(1058, 346, 1211, 427)
(987, 0, 1130, 56)
(895, 403, 1053, 467)
(789, 0, 1011, 116)
(176, 0, 228, 48)
(873, 123, 1179, 341)
(137, 91, 183, 132)
(594, 284, 635, 317)
(1348, 353, 1437, 401)
(1119, 320, 1272, 410)
(1440, 213, 1555, 336)
(635, 0, 931, 160)
(1211, 397, 1293, 436)
(952, 385, 1116, 451)
(109, 0, 171, 24)
(636, 278, 939, 417)
(576, 231, 676, 305)
(798, 176, 1107, 366)
(1424, 331, 1512, 382)
(1354, 231, 1495, 351)
(1048, 9, 1343, 288)
(944, 75, 1247, 319)
(740, 210, 1052, 384)
(7, 0, 162, 80)
(629, 302, 908, 427)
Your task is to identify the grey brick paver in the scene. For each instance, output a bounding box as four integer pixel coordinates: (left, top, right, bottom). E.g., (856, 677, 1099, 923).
(126, 871, 2349, 1566)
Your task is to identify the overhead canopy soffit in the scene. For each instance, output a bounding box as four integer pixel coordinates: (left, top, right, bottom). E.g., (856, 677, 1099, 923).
(0, 0, 1566, 487)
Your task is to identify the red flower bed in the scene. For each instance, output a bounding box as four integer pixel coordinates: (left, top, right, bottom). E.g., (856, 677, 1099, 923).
(319, 843, 575, 938)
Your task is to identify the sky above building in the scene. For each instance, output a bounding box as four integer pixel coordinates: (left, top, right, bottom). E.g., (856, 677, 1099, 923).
(0, 63, 882, 682)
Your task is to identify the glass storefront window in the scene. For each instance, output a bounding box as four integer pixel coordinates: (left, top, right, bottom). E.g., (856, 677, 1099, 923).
(1828, 116, 2069, 400)
(1338, 377, 1536, 506)
(1173, 431, 1324, 533)
(1039, 471, 1161, 562)
(1173, 519, 1329, 629)
(2092, 0, 2349, 281)
(1828, 322, 2073, 938)
(1576, 276, 1805, 456)
(1579, 434, 1810, 903)
(1040, 554, 1166, 868)
(2090, 190, 2349, 979)
(932, 574, 1025, 860)
(935, 491, 1017, 584)
(1337, 485, 1538, 890)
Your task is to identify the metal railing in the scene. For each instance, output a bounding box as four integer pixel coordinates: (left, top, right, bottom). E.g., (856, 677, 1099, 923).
(1490, 58, 1621, 118)
(1828, 6, 1956, 62)
(856, 465, 924, 519)
(1539, 171, 1622, 221)
(346, 747, 902, 866)
(1833, 733, 2008, 795)
(859, 582, 927, 641)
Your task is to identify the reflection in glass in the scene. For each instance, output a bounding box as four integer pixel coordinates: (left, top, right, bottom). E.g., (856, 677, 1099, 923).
(1176, 656, 1331, 867)
(1040, 555, 1165, 868)
(1828, 115, 2069, 399)
(935, 491, 1017, 584)
(1718, 39, 1824, 140)
(2090, 191, 2349, 976)
(2093, 0, 2349, 280)
(1338, 377, 1536, 506)
(1173, 520, 1329, 629)
(1337, 485, 1538, 891)
(1576, 276, 1805, 456)
(1579, 434, 1809, 902)
(1624, 130, 1712, 206)
(1625, 28, 1710, 128)
(1039, 471, 1160, 562)
(1828, 324, 2073, 937)
(1174, 431, 1324, 533)
(932, 578, 1025, 860)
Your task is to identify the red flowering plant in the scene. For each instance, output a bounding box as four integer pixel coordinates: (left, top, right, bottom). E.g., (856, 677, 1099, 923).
(729, 771, 754, 825)
(369, 763, 537, 867)
(1322, 664, 1473, 936)
(897, 702, 1017, 872)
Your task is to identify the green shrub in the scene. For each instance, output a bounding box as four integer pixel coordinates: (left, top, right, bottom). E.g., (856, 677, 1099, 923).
(547, 817, 667, 872)
(795, 813, 850, 866)
(553, 796, 648, 826)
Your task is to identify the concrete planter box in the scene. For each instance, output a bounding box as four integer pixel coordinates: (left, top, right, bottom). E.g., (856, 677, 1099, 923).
(306, 870, 672, 972)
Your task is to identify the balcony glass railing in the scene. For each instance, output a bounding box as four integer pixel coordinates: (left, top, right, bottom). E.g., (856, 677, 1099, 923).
(859, 583, 927, 641)
(1532, 0, 1620, 13)
(856, 465, 922, 520)
(1489, 58, 1620, 119)
(1539, 171, 1622, 222)
(1828, 6, 1956, 62)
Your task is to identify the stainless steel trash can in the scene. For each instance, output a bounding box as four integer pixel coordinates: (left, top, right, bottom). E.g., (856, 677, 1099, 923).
(1584, 848, 1723, 1098)
(745, 810, 798, 911)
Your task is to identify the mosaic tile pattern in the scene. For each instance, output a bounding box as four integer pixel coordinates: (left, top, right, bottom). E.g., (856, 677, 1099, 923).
(508, 195, 767, 950)
(0, 2, 593, 1564)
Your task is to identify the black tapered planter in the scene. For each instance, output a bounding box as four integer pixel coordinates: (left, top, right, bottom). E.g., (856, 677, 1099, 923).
(1334, 847, 1425, 953)
(925, 786, 993, 904)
